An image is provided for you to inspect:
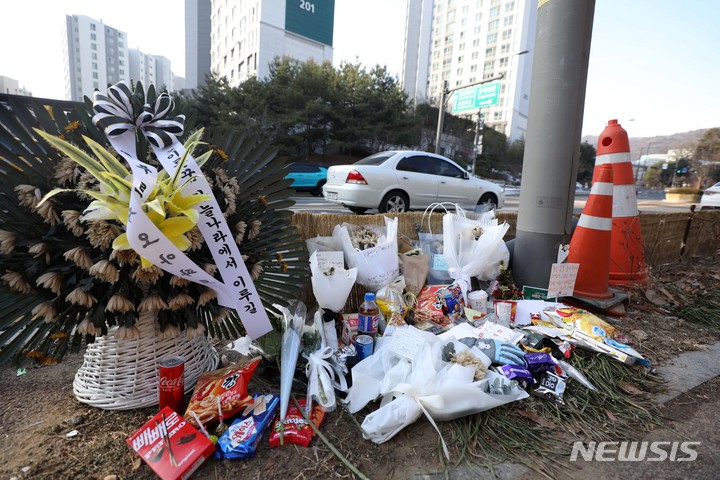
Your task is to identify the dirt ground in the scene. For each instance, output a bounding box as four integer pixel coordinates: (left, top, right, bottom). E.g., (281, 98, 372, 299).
(1, 255, 719, 480)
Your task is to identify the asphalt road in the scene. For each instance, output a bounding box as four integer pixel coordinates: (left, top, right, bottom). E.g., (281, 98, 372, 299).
(289, 188, 698, 215)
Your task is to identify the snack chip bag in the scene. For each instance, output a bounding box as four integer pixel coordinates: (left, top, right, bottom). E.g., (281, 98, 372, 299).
(215, 394, 280, 459)
(414, 285, 448, 324)
(185, 357, 261, 428)
(268, 398, 326, 448)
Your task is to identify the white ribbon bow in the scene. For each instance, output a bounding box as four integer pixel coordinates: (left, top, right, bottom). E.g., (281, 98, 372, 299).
(392, 383, 450, 460)
(304, 346, 348, 412)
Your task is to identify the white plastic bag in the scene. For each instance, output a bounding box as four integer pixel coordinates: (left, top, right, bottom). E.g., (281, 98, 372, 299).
(333, 217, 399, 290)
(442, 205, 510, 297)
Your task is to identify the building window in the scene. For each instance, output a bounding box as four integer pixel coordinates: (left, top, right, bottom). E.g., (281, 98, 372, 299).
(470, 65, 477, 72)
(90, 33, 96, 40)
(94, 81, 99, 88)
(490, 6, 500, 16)
(471, 52, 479, 60)
(119, 59, 124, 66)
(92, 62, 98, 69)
(462, 5, 469, 13)
(501, 43, 510, 54)
(91, 43, 96, 50)
(473, 39, 480, 47)
(458, 56, 464, 62)
(494, 111, 502, 120)
(486, 46, 496, 56)
(90, 23, 96, 31)
(499, 57, 508, 66)
(457, 68, 463, 75)
(119, 69, 124, 75)
(459, 43, 465, 51)
(489, 19, 499, 30)
(487, 33, 497, 43)
(475, 13, 482, 21)
(502, 29, 512, 40)
(473, 26, 481, 34)
(504, 15, 514, 26)
(92, 72, 98, 79)
(484, 61, 494, 70)
(505, 1, 516, 12)
(92, 52, 97, 60)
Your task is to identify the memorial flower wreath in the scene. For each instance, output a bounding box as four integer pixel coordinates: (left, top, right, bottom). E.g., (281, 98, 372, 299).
(0, 82, 308, 365)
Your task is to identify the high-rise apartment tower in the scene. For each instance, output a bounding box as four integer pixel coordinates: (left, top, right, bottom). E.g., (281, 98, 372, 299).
(402, 0, 537, 142)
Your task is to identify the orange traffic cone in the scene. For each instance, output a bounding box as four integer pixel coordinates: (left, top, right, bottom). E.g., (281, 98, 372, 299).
(566, 163, 614, 299)
(595, 119, 648, 284)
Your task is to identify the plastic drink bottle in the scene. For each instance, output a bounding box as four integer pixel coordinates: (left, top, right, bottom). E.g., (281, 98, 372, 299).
(357, 292, 380, 341)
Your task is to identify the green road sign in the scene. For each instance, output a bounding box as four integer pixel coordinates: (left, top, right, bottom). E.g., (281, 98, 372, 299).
(452, 82, 501, 113)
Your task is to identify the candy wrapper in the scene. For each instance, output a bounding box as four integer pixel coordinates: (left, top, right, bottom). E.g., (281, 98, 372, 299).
(531, 371, 566, 407)
(215, 394, 280, 459)
(524, 352, 556, 375)
(269, 398, 326, 448)
(438, 282, 466, 322)
(185, 358, 260, 428)
(498, 364, 535, 388)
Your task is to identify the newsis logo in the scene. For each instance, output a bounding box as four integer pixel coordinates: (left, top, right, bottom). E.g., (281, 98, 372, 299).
(570, 441, 700, 462)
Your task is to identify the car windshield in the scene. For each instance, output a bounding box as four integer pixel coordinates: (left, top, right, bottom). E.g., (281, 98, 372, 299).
(354, 152, 394, 166)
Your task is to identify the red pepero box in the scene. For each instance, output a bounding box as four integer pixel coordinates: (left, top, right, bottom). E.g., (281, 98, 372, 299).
(127, 407, 215, 480)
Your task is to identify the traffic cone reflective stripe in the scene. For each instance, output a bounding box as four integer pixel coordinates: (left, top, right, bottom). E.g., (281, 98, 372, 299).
(567, 164, 614, 299)
(596, 119, 648, 285)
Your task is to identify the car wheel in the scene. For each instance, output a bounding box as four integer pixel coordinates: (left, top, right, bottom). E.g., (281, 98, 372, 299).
(379, 190, 409, 213)
(348, 206, 368, 215)
(478, 193, 498, 210)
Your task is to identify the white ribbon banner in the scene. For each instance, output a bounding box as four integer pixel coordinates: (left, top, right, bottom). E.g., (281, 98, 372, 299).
(92, 83, 272, 338)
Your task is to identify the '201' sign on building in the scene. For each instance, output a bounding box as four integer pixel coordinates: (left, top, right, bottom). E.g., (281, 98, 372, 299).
(285, 0, 335, 46)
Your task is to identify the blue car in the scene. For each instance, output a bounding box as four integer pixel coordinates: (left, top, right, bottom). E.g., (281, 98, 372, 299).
(285, 163, 328, 196)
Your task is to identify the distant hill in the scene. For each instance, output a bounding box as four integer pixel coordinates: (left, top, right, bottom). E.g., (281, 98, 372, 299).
(581, 128, 710, 160)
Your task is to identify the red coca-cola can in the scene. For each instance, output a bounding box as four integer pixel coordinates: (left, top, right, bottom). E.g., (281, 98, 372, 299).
(158, 355, 185, 413)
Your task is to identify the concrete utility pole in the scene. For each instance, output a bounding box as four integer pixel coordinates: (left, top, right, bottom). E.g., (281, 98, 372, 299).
(512, 0, 596, 289)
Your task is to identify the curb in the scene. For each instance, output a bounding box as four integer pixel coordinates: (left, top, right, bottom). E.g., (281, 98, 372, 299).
(654, 340, 720, 404)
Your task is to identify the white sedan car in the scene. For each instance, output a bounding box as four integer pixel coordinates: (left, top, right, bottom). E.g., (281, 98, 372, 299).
(699, 181, 720, 210)
(322, 151, 505, 214)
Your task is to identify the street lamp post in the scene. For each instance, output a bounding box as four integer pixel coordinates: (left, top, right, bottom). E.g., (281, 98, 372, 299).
(471, 111, 484, 175)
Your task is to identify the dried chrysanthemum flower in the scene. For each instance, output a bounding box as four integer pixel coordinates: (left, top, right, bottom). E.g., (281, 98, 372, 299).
(2, 271, 33, 294)
(197, 288, 218, 307)
(115, 324, 140, 341)
(64, 246, 94, 269)
(88, 260, 120, 283)
(28, 242, 51, 264)
(221, 185, 237, 217)
(0, 230, 17, 254)
(186, 226, 204, 251)
(203, 263, 218, 276)
(54, 158, 81, 186)
(185, 323, 206, 339)
(132, 264, 163, 284)
(235, 221, 247, 243)
(105, 294, 134, 313)
(34, 200, 60, 225)
(31, 301, 57, 323)
(158, 324, 180, 340)
(213, 167, 229, 183)
(109, 248, 138, 266)
(76, 317, 100, 336)
(138, 293, 169, 313)
(168, 293, 194, 310)
(250, 261, 263, 280)
(65, 287, 97, 308)
(169, 275, 190, 288)
(61, 210, 85, 236)
(248, 220, 261, 240)
(36, 272, 63, 294)
(225, 176, 240, 196)
(85, 221, 122, 250)
(15, 185, 41, 208)
(212, 307, 231, 324)
(76, 172, 100, 201)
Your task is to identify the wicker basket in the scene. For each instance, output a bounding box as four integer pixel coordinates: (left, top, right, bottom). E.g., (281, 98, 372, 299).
(73, 312, 219, 410)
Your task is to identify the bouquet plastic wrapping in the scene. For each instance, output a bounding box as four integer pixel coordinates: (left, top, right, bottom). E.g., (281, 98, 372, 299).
(442, 206, 510, 299)
(333, 217, 399, 291)
(274, 302, 306, 422)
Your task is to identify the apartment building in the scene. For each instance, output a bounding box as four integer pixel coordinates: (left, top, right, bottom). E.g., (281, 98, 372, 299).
(209, 0, 335, 86)
(186, 0, 212, 89)
(129, 51, 175, 92)
(0, 76, 32, 97)
(403, 0, 537, 142)
(63, 15, 130, 101)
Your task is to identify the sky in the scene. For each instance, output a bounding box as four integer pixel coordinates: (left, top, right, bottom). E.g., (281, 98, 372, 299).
(1, 0, 718, 139)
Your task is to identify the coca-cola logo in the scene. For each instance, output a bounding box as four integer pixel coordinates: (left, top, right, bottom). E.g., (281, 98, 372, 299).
(159, 377, 184, 389)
